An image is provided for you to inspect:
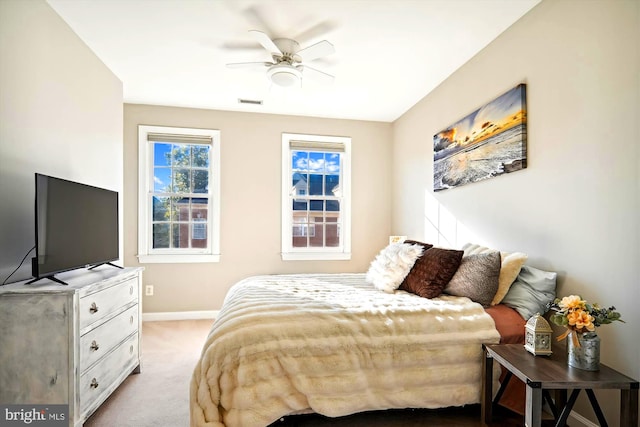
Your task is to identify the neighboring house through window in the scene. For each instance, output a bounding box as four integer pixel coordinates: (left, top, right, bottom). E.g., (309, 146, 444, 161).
(138, 125, 220, 263)
(281, 133, 351, 260)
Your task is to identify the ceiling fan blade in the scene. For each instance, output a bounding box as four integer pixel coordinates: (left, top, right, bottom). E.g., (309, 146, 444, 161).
(248, 30, 282, 55)
(294, 21, 338, 45)
(296, 40, 335, 62)
(242, 5, 277, 39)
(226, 61, 271, 69)
(302, 65, 335, 85)
(220, 41, 263, 51)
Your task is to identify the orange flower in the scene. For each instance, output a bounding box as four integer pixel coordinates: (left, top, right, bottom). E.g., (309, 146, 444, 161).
(567, 309, 595, 332)
(550, 295, 623, 345)
(559, 295, 586, 311)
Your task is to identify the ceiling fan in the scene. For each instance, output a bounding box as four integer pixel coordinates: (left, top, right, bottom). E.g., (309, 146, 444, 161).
(226, 30, 335, 88)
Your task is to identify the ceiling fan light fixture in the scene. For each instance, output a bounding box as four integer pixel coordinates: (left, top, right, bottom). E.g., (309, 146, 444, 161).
(267, 63, 302, 87)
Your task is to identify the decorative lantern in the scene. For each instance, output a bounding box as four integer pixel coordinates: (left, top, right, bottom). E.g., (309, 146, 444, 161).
(524, 313, 553, 356)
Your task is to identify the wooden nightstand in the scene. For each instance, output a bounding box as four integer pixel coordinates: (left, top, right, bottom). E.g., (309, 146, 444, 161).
(482, 343, 638, 427)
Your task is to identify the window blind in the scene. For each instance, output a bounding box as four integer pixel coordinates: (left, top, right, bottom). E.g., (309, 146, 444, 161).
(147, 133, 212, 145)
(290, 140, 345, 152)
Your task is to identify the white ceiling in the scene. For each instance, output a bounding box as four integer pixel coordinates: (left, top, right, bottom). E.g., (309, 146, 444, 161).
(47, 0, 540, 122)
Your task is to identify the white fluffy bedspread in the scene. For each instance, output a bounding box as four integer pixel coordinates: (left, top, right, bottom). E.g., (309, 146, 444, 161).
(190, 273, 500, 427)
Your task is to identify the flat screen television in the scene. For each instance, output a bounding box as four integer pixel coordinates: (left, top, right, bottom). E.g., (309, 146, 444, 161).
(29, 173, 121, 285)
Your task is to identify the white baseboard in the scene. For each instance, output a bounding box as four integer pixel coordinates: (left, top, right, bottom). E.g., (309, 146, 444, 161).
(142, 310, 218, 322)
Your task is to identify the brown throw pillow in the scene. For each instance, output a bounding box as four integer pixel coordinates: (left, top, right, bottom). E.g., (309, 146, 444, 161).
(403, 239, 434, 251)
(444, 251, 501, 306)
(399, 247, 463, 298)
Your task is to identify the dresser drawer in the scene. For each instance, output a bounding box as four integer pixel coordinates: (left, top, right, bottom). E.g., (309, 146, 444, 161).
(80, 332, 139, 416)
(79, 277, 137, 330)
(79, 304, 138, 373)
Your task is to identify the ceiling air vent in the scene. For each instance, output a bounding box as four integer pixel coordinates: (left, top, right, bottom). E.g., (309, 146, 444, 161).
(238, 98, 263, 105)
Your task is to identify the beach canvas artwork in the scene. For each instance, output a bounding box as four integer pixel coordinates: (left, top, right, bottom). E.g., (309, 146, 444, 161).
(433, 84, 527, 191)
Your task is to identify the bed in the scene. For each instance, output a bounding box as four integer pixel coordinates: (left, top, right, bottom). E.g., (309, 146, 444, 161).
(190, 243, 556, 427)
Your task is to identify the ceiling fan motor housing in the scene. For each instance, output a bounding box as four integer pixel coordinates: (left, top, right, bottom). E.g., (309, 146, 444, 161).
(226, 31, 334, 87)
(267, 63, 302, 87)
(272, 38, 300, 57)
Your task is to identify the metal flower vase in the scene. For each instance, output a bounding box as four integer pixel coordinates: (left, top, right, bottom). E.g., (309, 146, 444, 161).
(567, 332, 600, 371)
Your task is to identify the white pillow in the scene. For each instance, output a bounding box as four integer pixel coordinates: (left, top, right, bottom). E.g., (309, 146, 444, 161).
(366, 243, 424, 293)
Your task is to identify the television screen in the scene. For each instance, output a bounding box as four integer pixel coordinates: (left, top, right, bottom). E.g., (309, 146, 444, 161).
(33, 174, 119, 280)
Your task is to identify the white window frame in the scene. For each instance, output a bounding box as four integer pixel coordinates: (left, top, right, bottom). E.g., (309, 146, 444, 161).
(281, 133, 351, 261)
(138, 125, 221, 263)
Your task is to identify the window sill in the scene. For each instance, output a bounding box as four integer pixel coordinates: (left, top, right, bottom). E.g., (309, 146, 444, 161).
(137, 254, 220, 264)
(281, 252, 351, 261)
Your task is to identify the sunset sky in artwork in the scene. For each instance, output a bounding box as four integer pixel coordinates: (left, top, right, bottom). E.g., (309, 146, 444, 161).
(436, 84, 526, 147)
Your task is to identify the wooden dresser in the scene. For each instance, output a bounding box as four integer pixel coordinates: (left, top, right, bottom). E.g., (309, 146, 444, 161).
(0, 267, 143, 427)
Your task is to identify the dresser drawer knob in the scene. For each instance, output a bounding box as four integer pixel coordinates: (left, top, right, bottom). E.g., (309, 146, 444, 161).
(89, 302, 99, 314)
(90, 340, 100, 351)
(90, 378, 99, 389)
(130, 316, 134, 324)
(130, 286, 133, 295)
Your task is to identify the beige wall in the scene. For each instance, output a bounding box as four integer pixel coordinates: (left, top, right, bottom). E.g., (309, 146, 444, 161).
(5, 0, 638, 423)
(124, 104, 392, 313)
(0, 0, 123, 283)
(392, 0, 639, 425)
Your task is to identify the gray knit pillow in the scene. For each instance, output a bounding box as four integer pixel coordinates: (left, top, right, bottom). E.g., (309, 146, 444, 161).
(444, 251, 501, 306)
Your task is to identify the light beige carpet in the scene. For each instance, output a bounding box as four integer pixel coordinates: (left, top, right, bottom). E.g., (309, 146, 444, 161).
(84, 319, 213, 427)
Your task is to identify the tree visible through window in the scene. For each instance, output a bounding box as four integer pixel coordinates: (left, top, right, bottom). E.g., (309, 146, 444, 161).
(151, 143, 210, 249)
(138, 125, 220, 263)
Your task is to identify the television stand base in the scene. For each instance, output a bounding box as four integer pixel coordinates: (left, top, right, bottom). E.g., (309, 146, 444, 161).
(25, 275, 69, 286)
(89, 262, 124, 270)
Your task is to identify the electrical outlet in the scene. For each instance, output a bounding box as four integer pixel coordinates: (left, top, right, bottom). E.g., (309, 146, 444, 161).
(145, 285, 154, 296)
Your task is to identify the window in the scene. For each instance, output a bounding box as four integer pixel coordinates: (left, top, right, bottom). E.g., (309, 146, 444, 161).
(138, 125, 220, 263)
(281, 133, 351, 260)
